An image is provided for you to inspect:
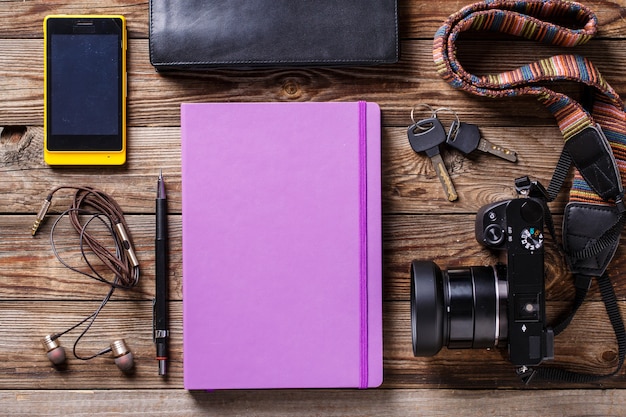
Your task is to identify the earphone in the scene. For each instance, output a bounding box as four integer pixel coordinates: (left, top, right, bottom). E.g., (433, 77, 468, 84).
(33, 186, 140, 373)
(42, 334, 134, 372)
(42, 335, 65, 366)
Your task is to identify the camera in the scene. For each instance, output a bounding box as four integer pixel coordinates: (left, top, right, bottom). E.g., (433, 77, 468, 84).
(411, 197, 554, 367)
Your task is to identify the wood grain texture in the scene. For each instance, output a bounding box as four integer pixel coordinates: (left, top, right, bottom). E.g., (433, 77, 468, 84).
(3, 38, 626, 127)
(3, 388, 626, 416)
(3, 0, 626, 415)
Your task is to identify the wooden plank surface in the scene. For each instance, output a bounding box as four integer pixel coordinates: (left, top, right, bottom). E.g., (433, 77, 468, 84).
(3, 0, 626, 415)
(2, 389, 626, 417)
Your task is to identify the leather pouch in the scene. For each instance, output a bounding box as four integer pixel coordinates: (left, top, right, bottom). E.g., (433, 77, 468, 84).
(149, 0, 398, 70)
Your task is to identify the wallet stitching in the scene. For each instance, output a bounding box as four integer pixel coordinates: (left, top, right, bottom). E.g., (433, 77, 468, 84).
(152, 58, 396, 65)
(148, 0, 155, 64)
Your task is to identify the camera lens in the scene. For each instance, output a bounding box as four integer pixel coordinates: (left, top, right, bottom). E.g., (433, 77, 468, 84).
(410, 261, 445, 356)
(410, 260, 508, 356)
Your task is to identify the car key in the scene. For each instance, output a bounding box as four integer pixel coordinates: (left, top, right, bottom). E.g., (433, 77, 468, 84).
(446, 119, 517, 162)
(408, 117, 459, 201)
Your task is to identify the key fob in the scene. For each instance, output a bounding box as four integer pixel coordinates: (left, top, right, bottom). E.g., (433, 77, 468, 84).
(408, 118, 447, 156)
(446, 120, 481, 154)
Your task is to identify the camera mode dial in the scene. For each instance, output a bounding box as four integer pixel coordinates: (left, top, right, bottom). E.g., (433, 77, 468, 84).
(520, 227, 543, 251)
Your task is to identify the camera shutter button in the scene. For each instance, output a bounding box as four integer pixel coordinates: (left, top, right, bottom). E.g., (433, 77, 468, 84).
(520, 200, 543, 223)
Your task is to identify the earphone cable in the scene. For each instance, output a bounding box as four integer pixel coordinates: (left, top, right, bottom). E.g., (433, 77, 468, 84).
(41, 186, 140, 359)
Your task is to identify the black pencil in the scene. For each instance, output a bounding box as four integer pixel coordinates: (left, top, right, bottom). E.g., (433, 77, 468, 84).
(155, 170, 169, 376)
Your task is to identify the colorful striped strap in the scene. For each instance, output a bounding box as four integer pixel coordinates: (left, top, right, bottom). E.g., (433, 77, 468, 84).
(434, 0, 626, 384)
(433, 0, 626, 207)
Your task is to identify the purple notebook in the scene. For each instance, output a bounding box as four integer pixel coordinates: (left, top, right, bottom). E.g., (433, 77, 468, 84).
(181, 102, 383, 390)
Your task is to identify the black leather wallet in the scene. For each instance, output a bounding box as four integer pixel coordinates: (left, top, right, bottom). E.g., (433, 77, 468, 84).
(149, 0, 398, 70)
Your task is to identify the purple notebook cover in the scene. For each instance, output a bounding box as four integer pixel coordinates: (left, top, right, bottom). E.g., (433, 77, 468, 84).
(181, 102, 383, 390)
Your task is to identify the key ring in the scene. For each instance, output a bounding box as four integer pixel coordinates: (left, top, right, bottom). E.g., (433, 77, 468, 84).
(432, 107, 461, 137)
(410, 104, 461, 133)
(410, 104, 436, 130)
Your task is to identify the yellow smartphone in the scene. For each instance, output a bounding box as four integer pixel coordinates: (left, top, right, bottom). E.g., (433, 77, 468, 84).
(44, 15, 127, 165)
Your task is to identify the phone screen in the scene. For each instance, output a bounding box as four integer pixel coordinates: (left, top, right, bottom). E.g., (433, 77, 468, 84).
(45, 17, 125, 153)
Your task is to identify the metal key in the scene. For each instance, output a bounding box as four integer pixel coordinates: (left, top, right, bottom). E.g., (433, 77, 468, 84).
(408, 117, 458, 202)
(446, 120, 517, 162)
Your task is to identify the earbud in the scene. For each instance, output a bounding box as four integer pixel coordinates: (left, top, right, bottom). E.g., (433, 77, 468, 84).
(42, 335, 134, 372)
(110, 339, 134, 372)
(42, 335, 66, 366)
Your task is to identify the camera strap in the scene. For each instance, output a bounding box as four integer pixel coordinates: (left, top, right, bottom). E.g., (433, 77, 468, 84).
(434, 0, 626, 383)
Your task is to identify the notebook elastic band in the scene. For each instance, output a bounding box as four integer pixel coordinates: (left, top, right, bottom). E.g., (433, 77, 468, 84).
(358, 100, 369, 389)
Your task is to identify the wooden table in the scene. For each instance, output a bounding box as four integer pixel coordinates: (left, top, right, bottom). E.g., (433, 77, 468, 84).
(3, 0, 626, 415)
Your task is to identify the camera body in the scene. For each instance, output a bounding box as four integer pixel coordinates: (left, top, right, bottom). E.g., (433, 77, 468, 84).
(411, 197, 554, 367)
(476, 197, 554, 366)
